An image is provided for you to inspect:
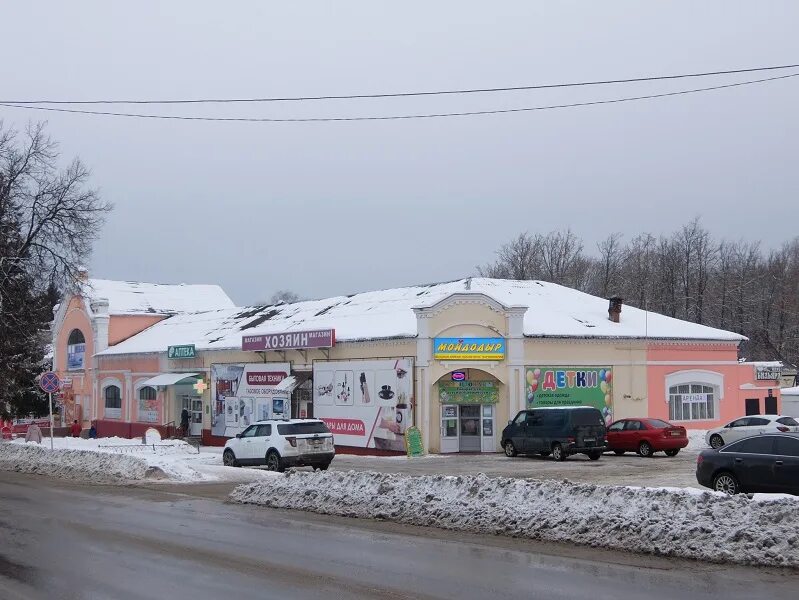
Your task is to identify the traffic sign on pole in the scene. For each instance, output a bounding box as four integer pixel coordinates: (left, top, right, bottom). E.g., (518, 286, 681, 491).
(39, 372, 60, 450)
(39, 372, 61, 394)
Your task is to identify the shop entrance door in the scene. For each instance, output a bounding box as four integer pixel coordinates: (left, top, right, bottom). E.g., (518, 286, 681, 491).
(459, 405, 481, 452)
(181, 395, 203, 436)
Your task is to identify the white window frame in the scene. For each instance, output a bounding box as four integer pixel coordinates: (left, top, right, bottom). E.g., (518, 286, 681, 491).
(664, 370, 724, 423)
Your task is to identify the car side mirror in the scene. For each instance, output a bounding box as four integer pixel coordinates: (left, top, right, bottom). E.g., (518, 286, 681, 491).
(508, 420, 512, 425)
(235, 433, 242, 439)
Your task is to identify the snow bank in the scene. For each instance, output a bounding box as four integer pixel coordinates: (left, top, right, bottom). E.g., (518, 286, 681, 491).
(686, 429, 708, 451)
(0, 442, 148, 483)
(232, 470, 799, 568)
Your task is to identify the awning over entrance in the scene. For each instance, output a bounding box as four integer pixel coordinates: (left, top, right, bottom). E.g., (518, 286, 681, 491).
(139, 373, 200, 386)
(274, 375, 298, 393)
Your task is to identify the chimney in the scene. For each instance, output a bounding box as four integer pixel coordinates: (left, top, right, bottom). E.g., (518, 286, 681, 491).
(608, 296, 623, 323)
(75, 266, 89, 283)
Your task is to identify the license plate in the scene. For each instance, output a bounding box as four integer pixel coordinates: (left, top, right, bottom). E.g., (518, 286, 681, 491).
(670, 431, 680, 436)
(583, 438, 595, 443)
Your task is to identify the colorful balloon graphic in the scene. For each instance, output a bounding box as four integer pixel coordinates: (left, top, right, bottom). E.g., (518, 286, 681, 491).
(526, 370, 535, 385)
(530, 380, 538, 392)
(600, 381, 608, 394)
(533, 369, 541, 378)
(604, 371, 612, 384)
(605, 393, 611, 406)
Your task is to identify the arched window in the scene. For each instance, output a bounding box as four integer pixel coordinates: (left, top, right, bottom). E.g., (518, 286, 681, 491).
(104, 385, 121, 410)
(668, 383, 716, 421)
(67, 329, 86, 370)
(664, 370, 723, 422)
(138, 386, 158, 423)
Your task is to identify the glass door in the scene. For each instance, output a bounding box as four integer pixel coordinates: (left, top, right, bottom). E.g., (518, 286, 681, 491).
(459, 405, 481, 452)
(191, 398, 203, 436)
(440, 405, 459, 453)
(481, 404, 495, 452)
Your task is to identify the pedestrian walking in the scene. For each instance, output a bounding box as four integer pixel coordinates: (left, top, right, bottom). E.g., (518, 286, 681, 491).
(70, 420, 81, 437)
(180, 408, 190, 437)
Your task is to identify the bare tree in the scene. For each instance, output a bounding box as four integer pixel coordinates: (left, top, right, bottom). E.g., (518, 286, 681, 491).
(539, 229, 585, 287)
(478, 232, 542, 280)
(1, 121, 110, 415)
(269, 289, 301, 304)
(594, 232, 624, 298)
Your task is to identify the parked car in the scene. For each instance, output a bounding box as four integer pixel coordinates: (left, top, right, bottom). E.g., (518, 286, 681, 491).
(696, 433, 799, 495)
(222, 419, 335, 472)
(705, 415, 799, 449)
(606, 418, 688, 457)
(501, 406, 607, 461)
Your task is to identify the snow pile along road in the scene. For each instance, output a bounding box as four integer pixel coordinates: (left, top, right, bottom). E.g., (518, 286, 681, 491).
(232, 470, 799, 568)
(0, 442, 149, 483)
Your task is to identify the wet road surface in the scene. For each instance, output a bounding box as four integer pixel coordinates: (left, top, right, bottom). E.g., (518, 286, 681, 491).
(1, 471, 797, 600)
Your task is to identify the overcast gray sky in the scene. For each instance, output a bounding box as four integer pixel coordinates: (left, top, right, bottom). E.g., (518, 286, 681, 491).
(1, 1, 797, 305)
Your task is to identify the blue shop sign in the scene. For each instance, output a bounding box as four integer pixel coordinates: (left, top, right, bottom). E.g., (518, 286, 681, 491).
(433, 337, 506, 361)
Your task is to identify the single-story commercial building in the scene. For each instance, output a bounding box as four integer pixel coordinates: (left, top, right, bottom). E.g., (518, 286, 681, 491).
(52, 276, 784, 453)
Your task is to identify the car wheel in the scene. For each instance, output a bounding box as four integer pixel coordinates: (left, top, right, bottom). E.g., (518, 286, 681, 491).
(637, 441, 653, 457)
(539, 451, 551, 457)
(265, 450, 283, 472)
(613, 450, 625, 456)
(504, 441, 518, 457)
(710, 434, 724, 449)
(552, 443, 567, 462)
(664, 449, 680, 457)
(222, 449, 239, 468)
(713, 472, 740, 495)
(318, 463, 330, 471)
(588, 451, 601, 461)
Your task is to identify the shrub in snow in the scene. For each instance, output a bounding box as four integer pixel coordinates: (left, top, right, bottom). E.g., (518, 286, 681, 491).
(0, 442, 149, 483)
(232, 470, 799, 568)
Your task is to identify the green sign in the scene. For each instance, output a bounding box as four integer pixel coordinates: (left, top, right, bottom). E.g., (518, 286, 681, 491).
(404, 426, 425, 458)
(168, 345, 196, 360)
(526, 366, 613, 423)
(438, 381, 499, 405)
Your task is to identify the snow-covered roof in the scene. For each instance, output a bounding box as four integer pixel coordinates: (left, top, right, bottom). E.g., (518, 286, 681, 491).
(83, 278, 235, 316)
(781, 386, 799, 397)
(97, 278, 744, 356)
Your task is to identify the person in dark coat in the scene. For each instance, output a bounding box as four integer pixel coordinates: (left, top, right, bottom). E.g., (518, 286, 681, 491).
(180, 408, 190, 436)
(88, 423, 97, 439)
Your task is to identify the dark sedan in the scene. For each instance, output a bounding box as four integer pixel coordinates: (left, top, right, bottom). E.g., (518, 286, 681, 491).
(696, 433, 799, 495)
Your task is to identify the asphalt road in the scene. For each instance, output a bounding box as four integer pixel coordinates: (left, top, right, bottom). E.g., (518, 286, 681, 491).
(1, 472, 797, 600)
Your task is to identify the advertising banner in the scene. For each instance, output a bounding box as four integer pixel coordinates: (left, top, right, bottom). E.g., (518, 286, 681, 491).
(67, 343, 85, 370)
(210, 362, 290, 437)
(526, 366, 613, 424)
(433, 338, 505, 361)
(313, 358, 413, 452)
(242, 329, 335, 352)
(438, 381, 499, 404)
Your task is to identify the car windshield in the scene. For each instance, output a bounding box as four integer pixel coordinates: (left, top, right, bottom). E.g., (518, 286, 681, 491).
(277, 422, 330, 435)
(647, 419, 671, 428)
(571, 409, 603, 426)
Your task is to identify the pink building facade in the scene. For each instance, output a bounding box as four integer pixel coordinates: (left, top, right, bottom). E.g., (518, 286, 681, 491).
(647, 343, 783, 429)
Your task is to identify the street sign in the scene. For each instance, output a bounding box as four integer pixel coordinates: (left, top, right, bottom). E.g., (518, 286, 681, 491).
(168, 344, 196, 359)
(39, 372, 61, 394)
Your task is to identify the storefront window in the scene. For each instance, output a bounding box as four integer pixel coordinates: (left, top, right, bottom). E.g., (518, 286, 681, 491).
(669, 384, 715, 421)
(67, 329, 86, 370)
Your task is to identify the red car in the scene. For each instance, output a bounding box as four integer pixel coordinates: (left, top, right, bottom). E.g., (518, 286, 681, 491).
(606, 418, 688, 457)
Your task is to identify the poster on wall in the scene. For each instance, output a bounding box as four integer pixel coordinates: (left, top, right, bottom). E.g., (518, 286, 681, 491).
(313, 358, 413, 452)
(210, 362, 290, 437)
(67, 343, 85, 370)
(526, 366, 613, 425)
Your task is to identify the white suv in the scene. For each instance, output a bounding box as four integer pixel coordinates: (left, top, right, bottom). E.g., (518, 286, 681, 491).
(222, 419, 335, 472)
(706, 415, 799, 449)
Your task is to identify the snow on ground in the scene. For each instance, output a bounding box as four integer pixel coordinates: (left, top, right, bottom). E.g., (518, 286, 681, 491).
(232, 470, 799, 568)
(686, 429, 709, 451)
(1, 437, 280, 484)
(0, 441, 149, 483)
